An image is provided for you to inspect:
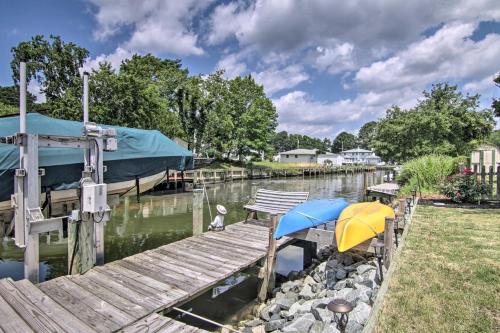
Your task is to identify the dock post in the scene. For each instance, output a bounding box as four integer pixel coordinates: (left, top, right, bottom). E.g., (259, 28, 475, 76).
(383, 217, 394, 269)
(363, 172, 368, 200)
(258, 214, 279, 302)
(372, 172, 376, 186)
(193, 188, 204, 236)
(68, 219, 95, 275)
(135, 176, 141, 203)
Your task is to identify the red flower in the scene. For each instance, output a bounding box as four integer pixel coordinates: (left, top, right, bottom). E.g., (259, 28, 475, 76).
(463, 167, 473, 175)
(455, 191, 461, 197)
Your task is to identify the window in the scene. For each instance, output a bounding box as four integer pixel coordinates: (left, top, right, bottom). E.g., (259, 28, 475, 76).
(295, 155, 298, 158)
(286, 154, 289, 158)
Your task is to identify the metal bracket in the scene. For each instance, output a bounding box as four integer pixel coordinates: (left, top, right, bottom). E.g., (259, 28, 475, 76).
(38, 168, 45, 176)
(15, 168, 26, 177)
(29, 217, 65, 235)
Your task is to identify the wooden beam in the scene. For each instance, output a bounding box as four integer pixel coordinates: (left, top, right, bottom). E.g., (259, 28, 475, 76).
(287, 228, 335, 246)
(258, 214, 278, 302)
(383, 217, 394, 269)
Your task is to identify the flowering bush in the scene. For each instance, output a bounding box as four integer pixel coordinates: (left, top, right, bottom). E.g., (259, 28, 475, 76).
(440, 169, 489, 203)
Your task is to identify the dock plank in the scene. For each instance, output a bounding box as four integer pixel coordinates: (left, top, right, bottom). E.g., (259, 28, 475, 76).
(14, 279, 96, 333)
(0, 278, 65, 333)
(0, 290, 34, 333)
(120, 313, 170, 333)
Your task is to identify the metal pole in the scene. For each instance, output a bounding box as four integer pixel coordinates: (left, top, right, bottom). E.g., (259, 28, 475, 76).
(20, 62, 27, 132)
(83, 72, 89, 124)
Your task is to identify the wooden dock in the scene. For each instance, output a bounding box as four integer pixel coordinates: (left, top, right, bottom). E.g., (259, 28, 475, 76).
(0, 219, 291, 332)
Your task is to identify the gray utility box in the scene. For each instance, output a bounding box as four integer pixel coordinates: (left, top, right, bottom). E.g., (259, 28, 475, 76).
(82, 183, 107, 213)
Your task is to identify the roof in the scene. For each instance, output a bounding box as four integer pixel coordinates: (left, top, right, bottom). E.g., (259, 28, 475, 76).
(280, 148, 317, 155)
(0, 113, 193, 201)
(342, 147, 373, 153)
(318, 153, 341, 157)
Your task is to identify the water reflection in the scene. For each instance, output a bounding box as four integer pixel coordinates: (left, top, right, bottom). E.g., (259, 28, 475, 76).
(0, 172, 379, 281)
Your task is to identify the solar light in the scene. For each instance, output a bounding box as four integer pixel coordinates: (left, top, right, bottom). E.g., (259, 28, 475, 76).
(327, 299, 353, 332)
(373, 241, 385, 282)
(406, 197, 412, 214)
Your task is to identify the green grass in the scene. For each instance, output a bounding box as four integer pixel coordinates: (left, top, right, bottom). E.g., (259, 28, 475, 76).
(375, 206, 500, 333)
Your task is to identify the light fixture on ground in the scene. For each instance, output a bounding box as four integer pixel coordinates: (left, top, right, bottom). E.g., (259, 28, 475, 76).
(406, 196, 412, 214)
(411, 188, 417, 203)
(373, 240, 385, 282)
(327, 299, 353, 332)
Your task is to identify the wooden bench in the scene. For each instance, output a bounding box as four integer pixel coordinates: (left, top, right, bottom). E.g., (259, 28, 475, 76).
(244, 189, 309, 221)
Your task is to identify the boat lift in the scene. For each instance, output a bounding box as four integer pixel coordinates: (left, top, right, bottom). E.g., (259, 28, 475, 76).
(1, 62, 117, 282)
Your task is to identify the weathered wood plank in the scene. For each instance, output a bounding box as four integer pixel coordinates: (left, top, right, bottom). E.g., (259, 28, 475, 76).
(143, 251, 222, 279)
(156, 247, 241, 271)
(200, 232, 268, 252)
(0, 290, 34, 333)
(182, 237, 261, 262)
(83, 269, 162, 311)
(0, 278, 65, 333)
(69, 275, 149, 317)
(120, 313, 170, 333)
(14, 279, 96, 333)
(193, 233, 265, 256)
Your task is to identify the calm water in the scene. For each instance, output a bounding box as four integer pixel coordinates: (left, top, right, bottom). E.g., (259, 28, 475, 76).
(0, 172, 378, 328)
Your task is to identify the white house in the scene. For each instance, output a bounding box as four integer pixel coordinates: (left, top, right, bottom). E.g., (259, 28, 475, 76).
(317, 152, 344, 166)
(341, 147, 381, 165)
(470, 144, 500, 171)
(279, 149, 318, 163)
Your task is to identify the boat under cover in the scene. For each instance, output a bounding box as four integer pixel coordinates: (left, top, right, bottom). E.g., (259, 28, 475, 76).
(274, 198, 349, 239)
(0, 113, 193, 203)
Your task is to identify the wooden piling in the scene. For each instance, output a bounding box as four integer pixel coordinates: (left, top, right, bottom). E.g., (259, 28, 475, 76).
(68, 219, 94, 275)
(192, 188, 204, 236)
(383, 217, 394, 269)
(258, 214, 279, 302)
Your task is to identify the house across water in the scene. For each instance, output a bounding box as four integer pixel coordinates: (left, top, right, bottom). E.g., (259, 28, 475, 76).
(341, 147, 381, 165)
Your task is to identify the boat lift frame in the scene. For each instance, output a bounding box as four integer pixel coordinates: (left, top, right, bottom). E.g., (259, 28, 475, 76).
(1, 62, 116, 282)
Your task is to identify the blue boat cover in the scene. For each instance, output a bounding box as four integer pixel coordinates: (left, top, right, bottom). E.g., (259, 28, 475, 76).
(274, 198, 349, 239)
(0, 113, 193, 201)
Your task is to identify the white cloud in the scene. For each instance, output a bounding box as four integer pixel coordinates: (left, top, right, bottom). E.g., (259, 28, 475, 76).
(90, 0, 209, 56)
(28, 79, 46, 104)
(252, 65, 309, 95)
(355, 22, 500, 93)
(83, 47, 133, 72)
(314, 42, 356, 75)
(215, 52, 248, 78)
(274, 88, 421, 138)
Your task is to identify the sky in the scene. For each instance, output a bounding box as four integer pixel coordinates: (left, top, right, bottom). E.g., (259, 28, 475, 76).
(1, 0, 499, 139)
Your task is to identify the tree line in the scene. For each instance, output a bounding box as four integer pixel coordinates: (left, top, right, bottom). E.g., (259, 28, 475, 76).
(1, 35, 277, 160)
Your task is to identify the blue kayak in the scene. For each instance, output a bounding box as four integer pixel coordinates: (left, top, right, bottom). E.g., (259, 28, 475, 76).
(274, 199, 349, 239)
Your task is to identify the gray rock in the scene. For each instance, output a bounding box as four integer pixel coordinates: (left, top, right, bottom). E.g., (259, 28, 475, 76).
(345, 320, 364, 333)
(282, 313, 316, 332)
(356, 264, 376, 276)
(350, 302, 371, 326)
(316, 261, 327, 274)
(312, 307, 333, 323)
(342, 254, 354, 266)
(325, 270, 337, 289)
(333, 279, 352, 291)
(260, 303, 281, 321)
(321, 323, 341, 333)
(265, 319, 287, 332)
(287, 299, 314, 318)
(303, 275, 316, 286)
(299, 284, 315, 300)
(312, 270, 324, 283)
(309, 321, 326, 333)
(275, 292, 299, 310)
(333, 287, 353, 300)
(311, 282, 325, 294)
(317, 289, 328, 298)
(287, 271, 300, 280)
(326, 259, 339, 270)
(245, 319, 264, 327)
(311, 297, 334, 310)
(269, 313, 281, 321)
(356, 269, 378, 289)
(346, 285, 372, 306)
(335, 268, 347, 280)
(343, 264, 357, 273)
(281, 280, 302, 293)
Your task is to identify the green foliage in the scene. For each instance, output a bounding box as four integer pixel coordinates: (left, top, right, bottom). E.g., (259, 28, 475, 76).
(493, 73, 500, 117)
(486, 130, 500, 148)
(357, 121, 378, 149)
(440, 169, 489, 203)
(0, 101, 18, 116)
(271, 131, 330, 154)
(373, 83, 495, 163)
(11, 35, 88, 102)
(331, 131, 357, 153)
(398, 154, 462, 194)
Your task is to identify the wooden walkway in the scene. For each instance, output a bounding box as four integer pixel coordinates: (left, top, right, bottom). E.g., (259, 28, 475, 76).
(0, 219, 291, 332)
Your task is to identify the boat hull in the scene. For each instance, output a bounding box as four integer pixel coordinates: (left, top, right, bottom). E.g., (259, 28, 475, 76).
(335, 201, 395, 252)
(274, 199, 349, 239)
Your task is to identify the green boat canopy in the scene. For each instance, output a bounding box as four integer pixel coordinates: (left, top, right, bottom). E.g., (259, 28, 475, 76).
(0, 113, 193, 201)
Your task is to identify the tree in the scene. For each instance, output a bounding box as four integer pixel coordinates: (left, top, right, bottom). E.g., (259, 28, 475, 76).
(493, 73, 500, 117)
(0, 85, 41, 113)
(11, 35, 88, 102)
(357, 121, 378, 149)
(331, 132, 357, 153)
(372, 83, 495, 163)
(0, 101, 18, 116)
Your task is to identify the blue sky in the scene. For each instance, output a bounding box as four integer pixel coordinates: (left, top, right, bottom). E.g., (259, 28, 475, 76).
(1, 0, 499, 139)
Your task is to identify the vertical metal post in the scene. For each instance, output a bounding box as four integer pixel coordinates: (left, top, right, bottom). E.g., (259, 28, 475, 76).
(83, 72, 89, 124)
(192, 188, 204, 236)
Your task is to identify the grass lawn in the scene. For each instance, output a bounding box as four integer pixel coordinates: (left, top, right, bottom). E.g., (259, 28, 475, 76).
(375, 205, 500, 333)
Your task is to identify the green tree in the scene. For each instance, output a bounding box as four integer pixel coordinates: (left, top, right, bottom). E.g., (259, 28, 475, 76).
(357, 121, 378, 149)
(0, 101, 18, 116)
(11, 35, 88, 102)
(373, 83, 495, 163)
(493, 73, 500, 117)
(331, 132, 357, 153)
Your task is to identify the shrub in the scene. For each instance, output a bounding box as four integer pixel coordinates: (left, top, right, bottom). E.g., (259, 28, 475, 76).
(398, 154, 464, 194)
(440, 168, 490, 203)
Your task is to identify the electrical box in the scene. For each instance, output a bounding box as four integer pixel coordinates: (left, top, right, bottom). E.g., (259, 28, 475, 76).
(82, 183, 107, 213)
(104, 138, 118, 151)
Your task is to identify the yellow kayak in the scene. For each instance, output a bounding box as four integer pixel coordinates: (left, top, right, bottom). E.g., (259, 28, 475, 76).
(335, 201, 395, 252)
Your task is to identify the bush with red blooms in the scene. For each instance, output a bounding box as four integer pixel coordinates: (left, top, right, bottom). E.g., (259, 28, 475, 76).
(440, 168, 489, 203)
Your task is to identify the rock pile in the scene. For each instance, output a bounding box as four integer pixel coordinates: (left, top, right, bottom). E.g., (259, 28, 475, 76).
(238, 247, 380, 333)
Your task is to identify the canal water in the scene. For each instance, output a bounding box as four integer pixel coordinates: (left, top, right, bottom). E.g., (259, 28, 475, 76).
(0, 171, 379, 329)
